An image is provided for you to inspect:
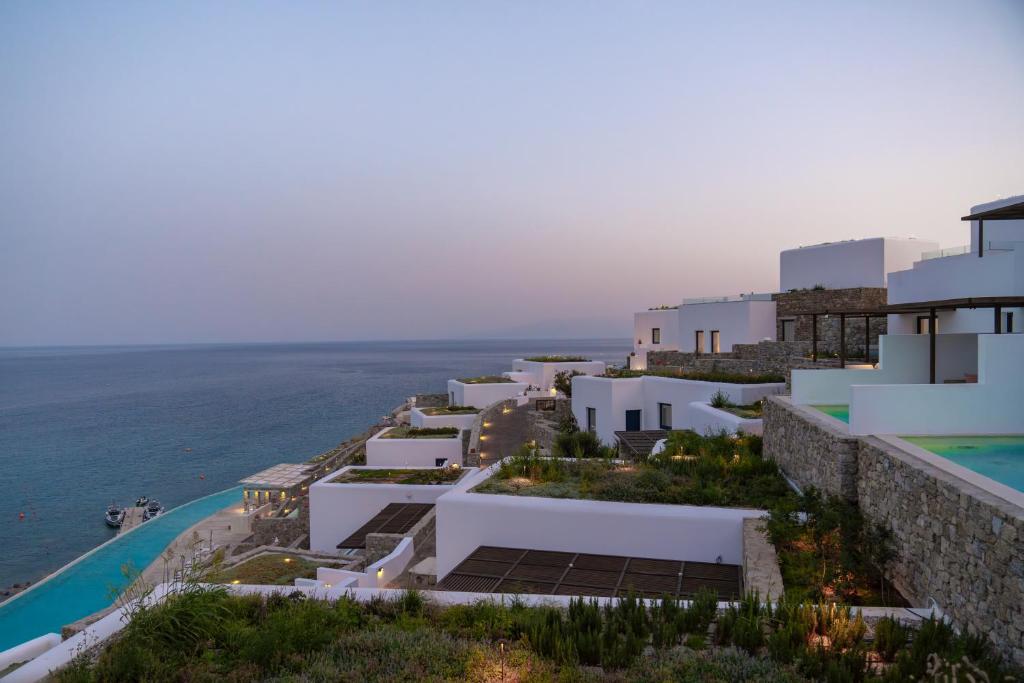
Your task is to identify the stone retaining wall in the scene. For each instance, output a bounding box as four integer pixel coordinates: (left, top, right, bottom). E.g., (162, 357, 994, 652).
(773, 287, 887, 357)
(762, 396, 859, 500)
(648, 340, 816, 381)
(858, 437, 1024, 665)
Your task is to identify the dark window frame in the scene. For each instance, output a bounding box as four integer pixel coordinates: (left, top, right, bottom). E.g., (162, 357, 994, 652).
(586, 407, 597, 433)
(652, 327, 661, 344)
(658, 402, 672, 430)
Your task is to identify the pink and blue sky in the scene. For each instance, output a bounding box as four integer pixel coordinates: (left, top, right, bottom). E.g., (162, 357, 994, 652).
(2, 1, 1022, 345)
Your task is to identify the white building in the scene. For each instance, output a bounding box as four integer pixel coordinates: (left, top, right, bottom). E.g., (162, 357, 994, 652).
(789, 195, 1024, 436)
(780, 237, 937, 291)
(503, 358, 606, 390)
(631, 295, 776, 370)
(365, 427, 463, 467)
(631, 237, 936, 369)
(571, 374, 785, 445)
(447, 378, 527, 408)
(887, 196, 1023, 335)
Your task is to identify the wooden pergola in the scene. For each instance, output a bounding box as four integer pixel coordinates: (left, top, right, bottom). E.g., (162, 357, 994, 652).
(792, 296, 1024, 383)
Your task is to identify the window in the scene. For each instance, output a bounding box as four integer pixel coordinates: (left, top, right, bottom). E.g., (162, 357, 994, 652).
(694, 330, 705, 353)
(586, 407, 597, 433)
(1006, 312, 1014, 334)
(711, 330, 721, 353)
(658, 403, 672, 430)
(916, 316, 937, 334)
(780, 319, 795, 341)
(652, 327, 661, 344)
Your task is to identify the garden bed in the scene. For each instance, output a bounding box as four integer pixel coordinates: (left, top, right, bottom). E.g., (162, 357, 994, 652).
(473, 432, 796, 509)
(207, 553, 342, 586)
(718, 402, 764, 419)
(379, 426, 459, 439)
(456, 375, 516, 384)
(329, 467, 463, 485)
(417, 405, 480, 416)
(522, 355, 592, 363)
(603, 368, 786, 384)
(56, 587, 1020, 682)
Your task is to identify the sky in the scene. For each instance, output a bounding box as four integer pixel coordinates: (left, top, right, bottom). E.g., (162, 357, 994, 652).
(2, 1, 1022, 346)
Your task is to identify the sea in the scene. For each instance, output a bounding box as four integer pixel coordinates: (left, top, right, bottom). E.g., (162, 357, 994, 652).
(0, 339, 629, 589)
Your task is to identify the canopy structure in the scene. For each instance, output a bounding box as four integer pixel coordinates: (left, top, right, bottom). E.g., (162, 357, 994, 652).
(961, 198, 1024, 257)
(790, 296, 1024, 382)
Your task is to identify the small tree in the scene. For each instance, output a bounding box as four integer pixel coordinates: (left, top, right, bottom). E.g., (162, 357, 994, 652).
(553, 370, 584, 397)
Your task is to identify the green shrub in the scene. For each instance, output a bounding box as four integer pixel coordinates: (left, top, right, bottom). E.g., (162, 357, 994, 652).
(710, 389, 732, 408)
(552, 429, 612, 459)
(553, 369, 584, 397)
(871, 616, 906, 662)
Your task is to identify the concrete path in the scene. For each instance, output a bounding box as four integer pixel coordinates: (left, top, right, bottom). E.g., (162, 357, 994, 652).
(477, 403, 531, 468)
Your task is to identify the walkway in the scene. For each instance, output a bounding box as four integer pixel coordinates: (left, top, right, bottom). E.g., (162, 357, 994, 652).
(477, 403, 532, 468)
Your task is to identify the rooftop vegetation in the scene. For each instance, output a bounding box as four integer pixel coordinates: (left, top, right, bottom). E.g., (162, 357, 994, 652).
(380, 426, 460, 439)
(710, 390, 764, 419)
(647, 304, 679, 310)
(330, 467, 463, 485)
(602, 367, 786, 384)
(417, 405, 480, 415)
(475, 432, 797, 510)
(206, 553, 339, 587)
(456, 375, 517, 384)
(522, 355, 592, 363)
(57, 587, 1020, 681)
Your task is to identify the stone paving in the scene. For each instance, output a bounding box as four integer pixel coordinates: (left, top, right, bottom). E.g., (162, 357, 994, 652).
(477, 403, 532, 468)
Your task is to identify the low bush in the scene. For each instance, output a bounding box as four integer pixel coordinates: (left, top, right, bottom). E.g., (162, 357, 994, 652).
(380, 426, 459, 439)
(57, 588, 1022, 682)
(524, 355, 591, 363)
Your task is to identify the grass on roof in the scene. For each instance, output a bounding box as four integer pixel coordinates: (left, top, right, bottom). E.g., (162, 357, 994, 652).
(474, 432, 795, 510)
(329, 467, 463, 485)
(418, 405, 480, 416)
(602, 368, 786, 384)
(380, 426, 460, 439)
(522, 355, 592, 363)
(456, 375, 517, 384)
(207, 553, 341, 586)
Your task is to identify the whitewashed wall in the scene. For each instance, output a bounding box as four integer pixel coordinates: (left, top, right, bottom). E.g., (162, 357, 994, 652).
(848, 334, 1024, 435)
(308, 466, 459, 553)
(780, 237, 936, 291)
(633, 308, 680, 357)
(435, 463, 763, 578)
(887, 249, 1022, 305)
(676, 299, 776, 352)
(510, 359, 607, 390)
(409, 407, 479, 431)
(687, 402, 763, 436)
(447, 379, 527, 408)
(365, 427, 463, 467)
(790, 334, 979, 405)
(572, 375, 784, 444)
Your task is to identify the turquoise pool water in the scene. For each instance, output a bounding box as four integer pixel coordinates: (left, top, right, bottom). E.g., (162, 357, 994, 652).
(812, 404, 850, 423)
(903, 436, 1024, 494)
(0, 486, 242, 652)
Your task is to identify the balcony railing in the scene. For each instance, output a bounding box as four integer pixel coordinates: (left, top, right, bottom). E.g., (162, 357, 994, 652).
(921, 242, 1017, 261)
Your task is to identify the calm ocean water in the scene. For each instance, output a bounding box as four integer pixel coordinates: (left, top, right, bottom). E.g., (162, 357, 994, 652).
(0, 339, 628, 588)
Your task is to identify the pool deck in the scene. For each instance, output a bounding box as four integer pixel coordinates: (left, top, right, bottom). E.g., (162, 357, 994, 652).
(62, 502, 253, 636)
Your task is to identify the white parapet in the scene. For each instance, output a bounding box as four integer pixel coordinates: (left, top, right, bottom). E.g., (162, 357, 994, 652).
(434, 459, 764, 578)
(365, 426, 463, 467)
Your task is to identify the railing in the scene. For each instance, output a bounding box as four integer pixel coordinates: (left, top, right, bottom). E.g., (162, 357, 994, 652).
(682, 293, 773, 305)
(921, 242, 1017, 261)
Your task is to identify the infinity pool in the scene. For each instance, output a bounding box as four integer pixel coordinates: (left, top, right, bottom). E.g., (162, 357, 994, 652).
(812, 404, 850, 423)
(0, 486, 243, 652)
(903, 436, 1024, 494)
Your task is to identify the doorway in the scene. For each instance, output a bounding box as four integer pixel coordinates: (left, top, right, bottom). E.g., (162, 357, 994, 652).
(625, 410, 641, 432)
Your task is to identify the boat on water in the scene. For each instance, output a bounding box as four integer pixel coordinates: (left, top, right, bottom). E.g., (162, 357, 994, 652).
(142, 499, 165, 521)
(135, 496, 149, 507)
(104, 504, 125, 528)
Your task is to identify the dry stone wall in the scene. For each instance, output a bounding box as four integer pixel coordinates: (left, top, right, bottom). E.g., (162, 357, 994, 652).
(858, 437, 1024, 665)
(773, 287, 887, 358)
(762, 396, 859, 500)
